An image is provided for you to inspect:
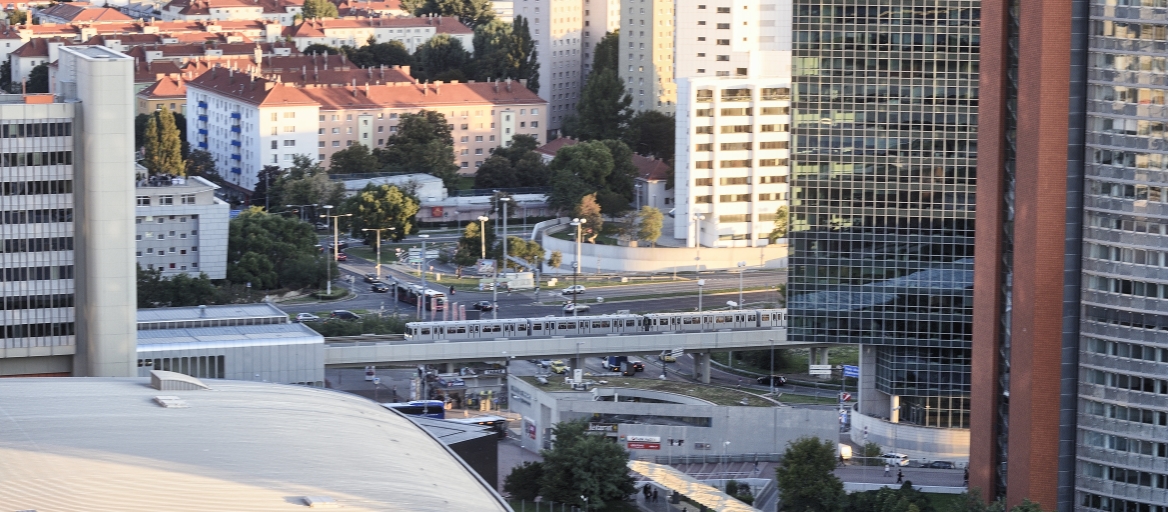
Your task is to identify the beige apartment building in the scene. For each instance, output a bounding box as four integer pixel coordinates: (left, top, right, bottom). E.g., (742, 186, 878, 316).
(616, 0, 674, 113)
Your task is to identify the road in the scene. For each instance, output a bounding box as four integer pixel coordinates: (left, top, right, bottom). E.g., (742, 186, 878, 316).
(280, 235, 787, 319)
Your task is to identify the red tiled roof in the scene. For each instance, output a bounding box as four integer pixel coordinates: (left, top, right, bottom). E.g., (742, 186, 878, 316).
(633, 154, 669, 181)
(535, 137, 578, 156)
(169, 0, 302, 15)
(332, 0, 403, 15)
(9, 37, 73, 58)
(178, 53, 414, 85)
(122, 41, 299, 60)
(82, 32, 255, 45)
(134, 59, 185, 82)
(290, 16, 470, 37)
(37, 4, 133, 22)
(138, 75, 187, 99)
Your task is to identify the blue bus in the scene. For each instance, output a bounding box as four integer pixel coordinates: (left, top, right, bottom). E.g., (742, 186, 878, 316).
(380, 400, 445, 419)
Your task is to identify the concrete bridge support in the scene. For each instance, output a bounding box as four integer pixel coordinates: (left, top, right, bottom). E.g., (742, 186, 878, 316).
(693, 352, 712, 384)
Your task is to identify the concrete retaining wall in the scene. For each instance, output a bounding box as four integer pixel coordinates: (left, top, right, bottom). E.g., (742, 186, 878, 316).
(541, 233, 788, 273)
(850, 411, 970, 464)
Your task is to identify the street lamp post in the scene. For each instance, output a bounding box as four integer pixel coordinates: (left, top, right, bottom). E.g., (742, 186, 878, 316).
(418, 234, 430, 320)
(737, 261, 747, 309)
(494, 197, 511, 320)
(697, 279, 706, 332)
(571, 218, 586, 317)
(477, 215, 489, 260)
(362, 227, 396, 281)
(693, 214, 705, 272)
(769, 338, 776, 395)
(319, 206, 352, 296)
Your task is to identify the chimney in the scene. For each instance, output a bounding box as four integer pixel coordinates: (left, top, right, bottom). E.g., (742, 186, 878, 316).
(493, 78, 498, 92)
(435, 80, 440, 94)
(506, 78, 512, 92)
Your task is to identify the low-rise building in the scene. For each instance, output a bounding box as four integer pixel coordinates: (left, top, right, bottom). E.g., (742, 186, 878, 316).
(159, 0, 303, 26)
(134, 175, 230, 279)
(634, 153, 671, 213)
(6, 37, 73, 83)
(288, 16, 472, 53)
(137, 73, 188, 114)
(332, 0, 408, 17)
(34, 4, 133, 24)
(186, 69, 547, 192)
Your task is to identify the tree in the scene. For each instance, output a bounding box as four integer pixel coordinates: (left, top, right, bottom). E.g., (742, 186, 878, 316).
(774, 437, 845, 512)
(597, 139, 637, 215)
(470, 16, 540, 93)
(328, 143, 378, 175)
(473, 155, 516, 189)
(411, 0, 495, 28)
(573, 69, 631, 141)
(343, 39, 413, 68)
(591, 30, 619, 76)
(548, 140, 614, 209)
(843, 481, 934, 512)
(624, 110, 675, 161)
(137, 266, 222, 308)
(512, 16, 540, 93)
(504, 461, 544, 501)
(769, 206, 789, 242)
(513, 151, 551, 187)
(7, 9, 27, 25)
(413, 34, 471, 82)
(635, 206, 663, 246)
(0, 60, 12, 94)
(227, 207, 333, 289)
(185, 149, 221, 183)
(274, 155, 346, 209)
(250, 165, 285, 209)
(505, 236, 544, 270)
(493, 133, 541, 163)
(538, 419, 636, 510)
(301, 0, 338, 18)
(547, 250, 562, 269)
(144, 106, 185, 176)
(453, 220, 495, 267)
(303, 43, 340, 55)
(375, 111, 460, 190)
(574, 193, 603, 243)
(341, 183, 420, 242)
(26, 63, 48, 93)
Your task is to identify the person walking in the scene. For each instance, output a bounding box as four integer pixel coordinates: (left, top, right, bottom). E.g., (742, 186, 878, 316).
(897, 469, 904, 484)
(884, 463, 891, 477)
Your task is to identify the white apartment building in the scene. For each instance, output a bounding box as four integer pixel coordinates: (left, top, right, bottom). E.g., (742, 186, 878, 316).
(159, 0, 303, 26)
(517, 0, 585, 137)
(186, 69, 547, 192)
(289, 17, 473, 54)
(581, 0, 619, 75)
(616, 0, 673, 113)
(0, 46, 138, 378)
(135, 175, 230, 279)
(671, 0, 792, 248)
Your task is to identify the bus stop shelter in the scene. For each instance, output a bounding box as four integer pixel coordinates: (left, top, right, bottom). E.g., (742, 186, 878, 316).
(627, 460, 762, 512)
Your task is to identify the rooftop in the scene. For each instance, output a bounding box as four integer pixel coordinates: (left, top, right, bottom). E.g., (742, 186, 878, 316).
(535, 136, 578, 157)
(136, 174, 221, 190)
(515, 375, 778, 407)
(137, 322, 323, 350)
(0, 378, 510, 511)
(290, 16, 471, 37)
(37, 4, 133, 22)
(634, 153, 670, 181)
(138, 302, 290, 325)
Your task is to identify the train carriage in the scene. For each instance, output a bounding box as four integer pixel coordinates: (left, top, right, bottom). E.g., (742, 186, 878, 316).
(404, 309, 785, 341)
(406, 319, 530, 341)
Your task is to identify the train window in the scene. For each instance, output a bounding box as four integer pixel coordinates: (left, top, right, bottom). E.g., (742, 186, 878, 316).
(715, 316, 725, 323)
(683, 317, 693, 324)
(421, 328, 431, 335)
(761, 314, 770, 321)
(532, 323, 542, 330)
(560, 322, 576, 329)
(626, 320, 636, 327)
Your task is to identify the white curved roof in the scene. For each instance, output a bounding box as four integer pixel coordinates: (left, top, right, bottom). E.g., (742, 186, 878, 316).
(0, 378, 511, 512)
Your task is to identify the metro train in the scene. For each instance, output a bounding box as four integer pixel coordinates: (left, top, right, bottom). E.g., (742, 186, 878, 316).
(404, 308, 787, 341)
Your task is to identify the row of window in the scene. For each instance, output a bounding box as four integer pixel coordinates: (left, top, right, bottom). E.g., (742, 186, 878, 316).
(1090, 180, 1168, 202)
(0, 208, 72, 225)
(1087, 335, 1168, 363)
(138, 356, 226, 379)
(0, 265, 74, 283)
(1089, 84, 1166, 106)
(1090, 148, 1168, 172)
(0, 122, 72, 139)
(1092, 116, 1168, 140)
(136, 195, 195, 206)
(136, 231, 196, 241)
(1086, 275, 1168, 300)
(138, 247, 197, 256)
(1085, 368, 1168, 395)
(1080, 492, 1167, 512)
(1082, 398, 1168, 427)
(695, 142, 789, 151)
(794, 58, 979, 76)
(695, 125, 787, 134)
(0, 321, 74, 340)
(694, 107, 790, 117)
(1093, 51, 1168, 74)
(1082, 462, 1168, 490)
(1, 237, 73, 254)
(1094, 20, 1168, 40)
(0, 294, 74, 312)
(1087, 212, 1168, 235)
(0, 151, 74, 167)
(1087, 243, 1168, 268)
(793, 32, 980, 52)
(314, 109, 540, 123)
(1084, 429, 1168, 458)
(694, 176, 789, 186)
(695, 88, 790, 102)
(1, 180, 72, 196)
(694, 194, 786, 204)
(694, 159, 789, 169)
(717, 213, 785, 223)
(793, 5, 981, 26)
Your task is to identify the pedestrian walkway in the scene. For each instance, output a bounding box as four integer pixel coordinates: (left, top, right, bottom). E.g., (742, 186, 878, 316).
(833, 465, 965, 487)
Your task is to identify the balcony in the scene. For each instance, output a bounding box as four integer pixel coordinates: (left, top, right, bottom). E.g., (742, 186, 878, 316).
(230, 112, 241, 119)
(197, 142, 208, 149)
(230, 126, 241, 133)
(197, 101, 208, 109)
(197, 128, 207, 135)
(230, 167, 242, 174)
(197, 115, 208, 122)
(230, 154, 241, 161)
(230, 140, 241, 147)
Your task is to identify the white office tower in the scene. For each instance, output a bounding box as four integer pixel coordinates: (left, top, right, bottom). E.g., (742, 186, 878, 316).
(617, 0, 674, 113)
(0, 46, 138, 377)
(672, 0, 792, 248)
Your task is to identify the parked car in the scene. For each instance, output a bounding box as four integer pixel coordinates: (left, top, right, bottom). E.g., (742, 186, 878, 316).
(330, 310, 360, 320)
(335, 253, 348, 262)
(363, 273, 380, 283)
(563, 302, 590, 314)
(925, 461, 955, 469)
(549, 360, 569, 374)
(314, 222, 329, 230)
(883, 453, 910, 467)
(294, 313, 321, 323)
(561, 285, 587, 296)
(756, 375, 788, 386)
(371, 282, 390, 293)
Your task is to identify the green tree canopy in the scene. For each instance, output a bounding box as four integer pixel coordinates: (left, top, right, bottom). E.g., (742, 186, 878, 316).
(573, 193, 603, 242)
(143, 106, 185, 176)
(470, 16, 540, 92)
(7, 9, 27, 25)
(374, 110, 460, 190)
(301, 0, 339, 18)
(343, 39, 413, 68)
(271, 155, 345, 214)
(769, 206, 789, 242)
(538, 419, 636, 510)
(227, 207, 332, 289)
(250, 165, 285, 209)
(843, 481, 934, 512)
(591, 30, 619, 76)
(547, 250, 563, 269)
(408, 0, 495, 28)
(503, 461, 544, 501)
(453, 219, 496, 267)
(413, 34, 471, 81)
(775, 437, 845, 512)
(185, 149, 220, 183)
(303, 43, 340, 55)
(26, 63, 49, 93)
(623, 110, 675, 161)
(0, 60, 12, 93)
(505, 236, 544, 270)
(475, 134, 550, 188)
(472, 154, 516, 189)
(341, 183, 420, 242)
(597, 139, 637, 214)
(572, 69, 631, 141)
(546, 139, 637, 214)
(328, 143, 378, 175)
(137, 267, 220, 308)
(636, 206, 663, 246)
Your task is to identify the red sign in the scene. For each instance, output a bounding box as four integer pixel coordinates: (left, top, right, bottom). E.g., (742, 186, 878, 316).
(627, 442, 661, 450)
(431, 206, 444, 218)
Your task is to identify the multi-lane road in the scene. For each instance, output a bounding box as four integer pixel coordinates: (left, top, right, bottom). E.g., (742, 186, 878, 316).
(279, 235, 787, 319)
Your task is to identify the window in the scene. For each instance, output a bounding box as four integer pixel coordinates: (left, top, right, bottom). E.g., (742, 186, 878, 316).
(760, 141, 788, 149)
(695, 126, 714, 134)
(695, 178, 713, 186)
(721, 142, 752, 151)
(695, 195, 713, 204)
(716, 55, 730, 61)
(716, 6, 730, 13)
(759, 159, 788, 167)
(271, 140, 278, 149)
(760, 124, 787, 132)
(318, 141, 325, 148)
(159, 195, 174, 205)
(719, 194, 751, 202)
(717, 23, 730, 29)
(332, 141, 340, 147)
(761, 107, 789, 115)
(759, 175, 788, 184)
(137, 196, 150, 206)
(284, 140, 295, 146)
(721, 108, 751, 116)
(283, 126, 294, 132)
(719, 214, 747, 223)
(284, 112, 295, 118)
(695, 161, 714, 169)
(696, 109, 713, 117)
(720, 160, 752, 168)
(695, 143, 713, 151)
(721, 125, 753, 134)
(181, 194, 195, 205)
(720, 177, 750, 185)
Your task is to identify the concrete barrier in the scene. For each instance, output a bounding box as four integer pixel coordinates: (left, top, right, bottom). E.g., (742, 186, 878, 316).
(844, 483, 967, 494)
(542, 233, 789, 273)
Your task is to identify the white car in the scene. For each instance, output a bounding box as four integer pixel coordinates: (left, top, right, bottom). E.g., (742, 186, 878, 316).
(563, 302, 591, 314)
(882, 453, 910, 467)
(295, 312, 321, 323)
(561, 285, 587, 296)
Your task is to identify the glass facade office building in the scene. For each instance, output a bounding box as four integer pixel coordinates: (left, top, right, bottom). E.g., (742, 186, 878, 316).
(787, 1, 981, 429)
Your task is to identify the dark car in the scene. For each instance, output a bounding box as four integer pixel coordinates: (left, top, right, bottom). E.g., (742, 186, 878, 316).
(363, 273, 380, 283)
(756, 375, 788, 386)
(925, 461, 956, 469)
(630, 361, 645, 372)
(371, 282, 390, 293)
(472, 301, 495, 311)
(330, 310, 360, 320)
(335, 253, 348, 262)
